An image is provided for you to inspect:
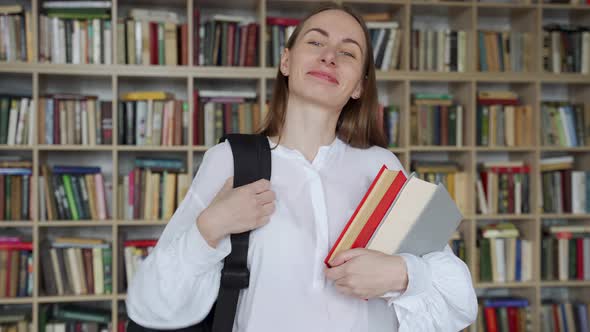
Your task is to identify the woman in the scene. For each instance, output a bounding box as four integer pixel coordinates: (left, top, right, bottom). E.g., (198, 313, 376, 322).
(126, 4, 478, 331)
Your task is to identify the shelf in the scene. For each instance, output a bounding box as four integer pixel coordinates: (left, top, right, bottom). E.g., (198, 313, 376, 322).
(475, 214, 536, 220)
(0, 221, 33, 227)
(117, 294, 126, 301)
(0, 145, 34, 151)
(540, 214, 590, 219)
(38, 145, 114, 151)
(38, 294, 115, 303)
(409, 146, 471, 152)
(0, 297, 34, 305)
(412, 1, 474, 7)
(476, 146, 537, 152)
(117, 146, 191, 152)
(541, 281, 590, 287)
(38, 221, 115, 227)
(541, 3, 590, 10)
(117, 220, 169, 226)
(476, 2, 538, 9)
(540, 146, 590, 152)
(475, 281, 537, 288)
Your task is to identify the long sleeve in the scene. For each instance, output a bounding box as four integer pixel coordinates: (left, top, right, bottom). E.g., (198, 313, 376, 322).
(126, 141, 234, 329)
(385, 245, 478, 331)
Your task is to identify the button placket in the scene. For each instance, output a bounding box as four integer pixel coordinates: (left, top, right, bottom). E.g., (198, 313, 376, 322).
(307, 167, 330, 290)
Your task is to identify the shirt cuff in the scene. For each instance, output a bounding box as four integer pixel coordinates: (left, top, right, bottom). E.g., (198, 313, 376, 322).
(382, 253, 432, 307)
(178, 222, 232, 276)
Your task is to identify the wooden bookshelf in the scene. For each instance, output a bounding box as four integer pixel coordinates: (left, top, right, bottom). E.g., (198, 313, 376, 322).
(1, 0, 590, 331)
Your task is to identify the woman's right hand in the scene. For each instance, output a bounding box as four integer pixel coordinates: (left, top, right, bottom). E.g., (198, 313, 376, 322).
(196, 177, 276, 248)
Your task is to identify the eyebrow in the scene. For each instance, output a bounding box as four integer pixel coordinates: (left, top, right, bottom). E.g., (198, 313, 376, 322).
(303, 27, 364, 56)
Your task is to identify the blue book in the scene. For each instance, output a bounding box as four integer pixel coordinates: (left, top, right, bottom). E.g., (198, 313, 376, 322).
(575, 303, 589, 332)
(561, 303, 569, 332)
(515, 238, 522, 282)
(483, 298, 529, 308)
(52, 166, 101, 175)
(0, 168, 32, 175)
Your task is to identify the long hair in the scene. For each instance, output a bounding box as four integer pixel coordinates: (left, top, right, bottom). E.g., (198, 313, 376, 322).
(257, 3, 388, 149)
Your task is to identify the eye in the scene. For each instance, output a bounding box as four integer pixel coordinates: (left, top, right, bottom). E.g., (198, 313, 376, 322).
(308, 41, 322, 47)
(340, 51, 355, 58)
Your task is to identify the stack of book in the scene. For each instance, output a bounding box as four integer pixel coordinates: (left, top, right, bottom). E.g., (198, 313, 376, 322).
(0, 308, 31, 332)
(476, 91, 533, 147)
(540, 156, 589, 214)
(0, 157, 32, 220)
(476, 161, 531, 215)
(39, 94, 113, 145)
(0, 236, 33, 297)
(410, 93, 463, 146)
(40, 305, 111, 332)
(40, 165, 109, 221)
(477, 31, 531, 72)
(475, 297, 532, 332)
(541, 225, 590, 281)
(40, 237, 113, 296)
(0, 5, 33, 62)
(380, 104, 400, 148)
(367, 16, 402, 71)
(540, 101, 589, 147)
(118, 157, 189, 221)
(0, 95, 34, 146)
(266, 16, 299, 67)
(541, 301, 590, 332)
(411, 29, 467, 72)
(40, 1, 112, 64)
(122, 239, 157, 290)
(118, 91, 188, 146)
(542, 24, 590, 74)
(477, 223, 532, 283)
(412, 160, 468, 215)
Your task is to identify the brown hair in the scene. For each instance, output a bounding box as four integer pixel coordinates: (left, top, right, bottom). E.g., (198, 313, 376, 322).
(257, 3, 388, 149)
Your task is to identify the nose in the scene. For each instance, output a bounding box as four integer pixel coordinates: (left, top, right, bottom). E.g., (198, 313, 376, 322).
(320, 47, 337, 67)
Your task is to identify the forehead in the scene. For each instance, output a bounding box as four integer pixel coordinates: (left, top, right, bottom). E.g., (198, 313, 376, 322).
(300, 10, 366, 48)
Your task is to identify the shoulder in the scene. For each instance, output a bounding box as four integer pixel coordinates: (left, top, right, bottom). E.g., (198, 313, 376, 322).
(189, 139, 234, 206)
(341, 142, 407, 176)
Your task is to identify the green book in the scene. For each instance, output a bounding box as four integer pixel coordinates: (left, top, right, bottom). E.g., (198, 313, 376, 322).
(413, 93, 453, 100)
(62, 175, 79, 220)
(102, 247, 112, 294)
(479, 238, 492, 282)
(52, 305, 110, 324)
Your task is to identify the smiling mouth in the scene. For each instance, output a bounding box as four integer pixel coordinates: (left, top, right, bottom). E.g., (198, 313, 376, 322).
(308, 71, 339, 85)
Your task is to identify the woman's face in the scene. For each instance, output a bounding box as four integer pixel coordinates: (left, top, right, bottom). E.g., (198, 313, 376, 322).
(280, 9, 367, 111)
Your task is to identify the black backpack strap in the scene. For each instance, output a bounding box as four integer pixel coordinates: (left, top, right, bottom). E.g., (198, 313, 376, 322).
(212, 134, 271, 332)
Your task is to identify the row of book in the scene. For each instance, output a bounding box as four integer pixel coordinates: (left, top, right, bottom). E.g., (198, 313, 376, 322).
(118, 93, 188, 146)
(39, 95, 113, 146)
(0, 240, 33, 298)
(540, 156, 590, 214)
(477, 91, 534, 147)
(409, 93, 464, 146)
(0, 161, 32, 221)
(541, 226, 590, 281)
(543, 24, 590, 74)
(541, 301, 590, 332)
(381, 105, 400, 148)
(0, 6, 33, 63)
(0, 308, 30, 332)
(40, 305, 111, 332)
(40, 237, 113, 296)
(40, 165, 109, 221)
(478, 223, 533, 283)
(476, 161, 531, 215)
(369, 22, 402, 71)
(474, 297, 531, 332)
(118, 158, 190, 221)
(412, 160, 469, 214)
(450, 233, 467, 263)
(478, 31, 532, 72)
(540, 102, 589, 148)
(265, 17, 297, 68)
(122, 239, 156, 290)
(411, 29, 467, 72)
(0, 96, 34, 146)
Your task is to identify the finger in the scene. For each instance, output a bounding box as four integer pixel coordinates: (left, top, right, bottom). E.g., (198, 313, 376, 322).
(334, 281, 353, 297)
(246, 179, 271, 194)
(256, 190, 276, 205)
(260, 202, 275, 217)
(330, 248, 369, 267)
(324, 264, 347, 281)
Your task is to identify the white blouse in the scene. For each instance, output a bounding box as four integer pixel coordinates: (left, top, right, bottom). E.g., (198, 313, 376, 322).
(126, 136, 478, 332)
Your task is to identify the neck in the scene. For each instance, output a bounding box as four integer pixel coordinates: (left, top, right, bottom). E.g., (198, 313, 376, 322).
(270, 94, 341, 163)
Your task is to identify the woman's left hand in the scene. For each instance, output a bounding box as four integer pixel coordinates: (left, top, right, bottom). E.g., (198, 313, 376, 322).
(324, 248, 409, 300)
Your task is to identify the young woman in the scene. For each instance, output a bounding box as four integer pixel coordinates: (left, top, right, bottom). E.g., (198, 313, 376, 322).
(126, 4, 478, 331)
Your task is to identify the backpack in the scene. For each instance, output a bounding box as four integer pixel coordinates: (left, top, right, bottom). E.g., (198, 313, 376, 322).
(127, 133, 272, 332)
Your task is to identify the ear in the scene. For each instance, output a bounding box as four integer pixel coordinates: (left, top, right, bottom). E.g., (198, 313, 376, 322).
(280, 48, 290, 76)
(351, 78, 363, 99)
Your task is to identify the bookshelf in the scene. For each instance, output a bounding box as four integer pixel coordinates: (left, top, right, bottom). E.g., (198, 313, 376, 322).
(1, 0, 590, 331)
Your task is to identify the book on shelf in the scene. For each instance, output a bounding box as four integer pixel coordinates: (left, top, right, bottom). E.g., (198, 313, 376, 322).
(477, 223, 532, 283)
(541, 225, 590, 281)
(410, 93, 463, 147)
(40, 237, 112, 296)
(324, 165, 463, 266)
(0, 95, 34, 146)
(540, 101, 589, 147)
(0, 307, 31, 332)
(411, 29, 467, 72)
(38, 94, 112, 145)
(118, 92, 187, 146)
(40, 165, 109, 221)
(475, 297, 531, 332)
(266, 16, 299, 68)
(118, 157, 189, 221)
(542, 24, 590, 75)
(540, 156, 589, 214)
(477, 91, 533, 147)
(0, 236, 33, 298)
(39, 304, 111, 332)
(449, 230, 467, 263)
(0, 158, 32, 221)
(477, 31, 531, 73)
(411, 160, 469, 215)
(122, 239, 157, 290)
(541, 301, 590, 332)
(0, 5, 33, 63)
(476, 161, 531, 215)
(367, 20, 402, 71)
(381, 104, 400, 148)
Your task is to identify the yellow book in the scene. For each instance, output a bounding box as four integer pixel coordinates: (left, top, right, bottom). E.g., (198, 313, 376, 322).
(121, 91, 173, 101)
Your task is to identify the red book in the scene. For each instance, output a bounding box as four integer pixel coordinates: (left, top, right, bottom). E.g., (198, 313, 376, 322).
(0, 242, 33, 250)
(150, 22, 158, 65)
(324, 165, 407, 266)
(266, 17, 300, 27)
(577, 238, 584, 280)
(507, 307, 519, 332)
(477, 98, 519, 105)
(484, 307, 498, 332)
(124, 239, 158, 248)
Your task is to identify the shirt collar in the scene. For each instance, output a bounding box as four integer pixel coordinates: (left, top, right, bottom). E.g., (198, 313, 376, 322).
(267, 136, 344, 170)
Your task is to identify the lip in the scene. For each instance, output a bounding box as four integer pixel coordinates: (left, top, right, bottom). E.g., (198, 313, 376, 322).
(308, 70, 339, 85)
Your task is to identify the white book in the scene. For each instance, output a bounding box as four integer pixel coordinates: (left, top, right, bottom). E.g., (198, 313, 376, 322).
(571, 171, 586, 214)
(204, 102, 215, 147)
(130, 8, 180, 24)
(199, 90, 257, 98)
(584, 238, 590, 280)
(135, 20, 142, 65)
(515, 179, 522, 214)
(6, 101, 19, 145)
(145, 99, 153, 145)
(93, 18, 101, 64)
(43, 1, 111, 9)
(551, 31, 561, 73)
(476, 178, 488, 214)
(458, 31, 466, 72)
(92, 247, 104, 294)
(81, 104, 88, 145)
(15, 98, 28, 145)
(124, 247, 135, 287)
(558, 237, 569, 281)
(582, 32, 589, 74)
(492, 238, 506, 282)
(380, 28, 395, 71)
(58, 18, 66, 63)
(366, 21, 399, 29)
(103, 21, 112, 65)
(72, 20, 80, 64)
